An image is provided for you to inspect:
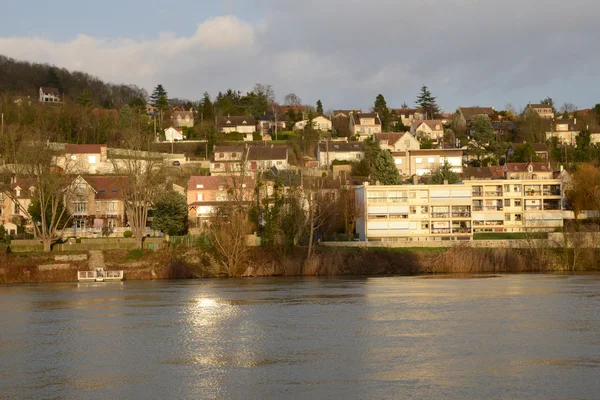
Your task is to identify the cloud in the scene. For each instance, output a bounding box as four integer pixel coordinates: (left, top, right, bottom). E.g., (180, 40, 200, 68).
(0, 1, 599, 110)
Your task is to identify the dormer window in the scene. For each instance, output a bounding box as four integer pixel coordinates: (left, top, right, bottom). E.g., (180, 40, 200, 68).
(196, 184, 204, 189)
(527, 165, 533, 173)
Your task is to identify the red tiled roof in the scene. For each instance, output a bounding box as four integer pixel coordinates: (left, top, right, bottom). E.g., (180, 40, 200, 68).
(40, 86, 59, 95)
(83, 176, 127, 200)
(505, 162, 551, 173)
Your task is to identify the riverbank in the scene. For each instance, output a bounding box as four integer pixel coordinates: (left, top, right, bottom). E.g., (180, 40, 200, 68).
(2, 243, 599, 284)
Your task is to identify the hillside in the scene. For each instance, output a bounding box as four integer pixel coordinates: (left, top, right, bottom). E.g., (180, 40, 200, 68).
(0, 54, 146, 107)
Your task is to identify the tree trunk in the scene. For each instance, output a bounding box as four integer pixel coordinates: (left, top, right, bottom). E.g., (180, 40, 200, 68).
(42, 238, 52, 252)
(135, 234, 143, 250)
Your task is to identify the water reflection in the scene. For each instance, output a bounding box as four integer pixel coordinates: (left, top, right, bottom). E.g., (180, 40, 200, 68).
(0, 275, 599, 399)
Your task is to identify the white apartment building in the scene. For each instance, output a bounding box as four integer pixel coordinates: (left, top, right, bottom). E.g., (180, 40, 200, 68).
(356, 179, 564, 242)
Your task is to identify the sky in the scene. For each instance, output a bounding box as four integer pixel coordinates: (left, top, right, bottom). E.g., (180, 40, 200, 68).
(0, 0, 598, 112)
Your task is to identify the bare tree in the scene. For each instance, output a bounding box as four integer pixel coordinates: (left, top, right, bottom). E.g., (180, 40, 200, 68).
(284, 93, 302, 106)
(111, 128, 165, 249)
(270, 102, 283, 139)
(339, 186, 363, 237)
(304, 178, 336, 260)
(0, 139, 74, 252)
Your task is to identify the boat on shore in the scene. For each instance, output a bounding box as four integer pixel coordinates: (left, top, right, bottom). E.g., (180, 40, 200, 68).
(78, 268, 124, 282)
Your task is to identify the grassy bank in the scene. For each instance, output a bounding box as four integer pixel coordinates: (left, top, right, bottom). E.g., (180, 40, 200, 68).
(2, 243, 599, 284)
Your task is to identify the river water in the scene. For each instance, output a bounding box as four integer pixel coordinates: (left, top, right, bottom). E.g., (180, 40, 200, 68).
(1, 275, 600, 399)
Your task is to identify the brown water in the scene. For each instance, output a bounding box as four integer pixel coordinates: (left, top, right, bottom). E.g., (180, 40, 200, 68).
(1, 275, 600, 399)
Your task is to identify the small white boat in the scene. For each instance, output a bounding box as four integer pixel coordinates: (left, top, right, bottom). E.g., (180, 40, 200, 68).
(78, 268, 124, 282)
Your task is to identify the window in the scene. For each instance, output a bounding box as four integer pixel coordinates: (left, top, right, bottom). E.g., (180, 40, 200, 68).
(504, 199, 510, 207)
(421, 222, 430, 230)
(95, 201, 101, 212)
(515, 214, 522, 221)
(504, 185, 510, 192)
(428, 157, 435, 163)
(196, 184, 204, 189)
(74, 202, 87, 214)
(219, 153, 224, 158)
(107, 219, 117, 229)
(356, 154, 361, 159)
(416, 157, 423, 164)
(505, 214, 511, 221)
(74, 219, 86, 229)
(395, 159, 403, 165)
(71, 155, 77, 161)
(513, 185, 522, 192)
(197, 193, 203, 201)
(88, 155, 97, 164)
(514, 199, 522, 208)
(106, 202, 118, 213)
(410, 206, 416, 214)
(232, 152, 237, 158)
(421, 206, 429, 213)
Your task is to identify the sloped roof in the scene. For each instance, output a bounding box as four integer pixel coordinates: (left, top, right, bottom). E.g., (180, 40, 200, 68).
(64, 144, 107, 154)
(463, 166, 505, 179)
(83, 176, 127, 200)
(412, 119, 444, 131)
(318, 142, 364, 152)
(213, 145, 244, 153)
(458, 107, 495, 121)
(375, 132, 404, 144)
(528, 104, 553, 109)
(351, 112, 381, 125)
(333, 109, 360, 116)
(217, 115, 255, 126)
(247, 146, 287, 161)
(505, 162, 552, 173)
(40, 86, 60, 95)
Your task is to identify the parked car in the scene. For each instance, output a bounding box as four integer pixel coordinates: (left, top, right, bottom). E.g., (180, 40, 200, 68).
(172, 161, 181, 166)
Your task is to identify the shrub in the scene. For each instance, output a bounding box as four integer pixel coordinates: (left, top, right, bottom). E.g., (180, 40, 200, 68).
(123, 230, 133, 238)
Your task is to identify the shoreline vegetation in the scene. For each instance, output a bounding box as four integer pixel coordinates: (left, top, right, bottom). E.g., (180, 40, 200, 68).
(2, 243, 599, 284)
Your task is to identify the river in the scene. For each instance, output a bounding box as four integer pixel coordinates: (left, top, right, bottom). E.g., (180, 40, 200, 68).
(1, 275, 599, 399)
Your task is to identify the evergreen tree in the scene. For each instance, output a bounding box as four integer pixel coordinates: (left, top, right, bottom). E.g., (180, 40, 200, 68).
(151, 84, 168, 106)
(316, 100, 324, 116)
(77, 89, 93, 107)
(44, 68, 62, 92)
(371, 150, 401, 185)
(508, 143, 542, 163)
(201, 92, 214, 121)
(468, 115, 507, 161)
(401, 102, 409, 109)
(373, 94, 391, 131)
(151, 190, 188, 235)
(428, 162, 459, 184)
(540, 96, 556, 114)
(415, 85, 440, 119)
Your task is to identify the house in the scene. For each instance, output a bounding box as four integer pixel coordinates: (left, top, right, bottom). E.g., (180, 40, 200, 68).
(62, 144, 109, 174)
(527, 104, 554, 119)
(507, 143, 549, 162)
(349, 112, 382, 139)
(391, 108, 424, 128)
(247, 145, 289, 172)
(64, 175, 127, 235)
(210, 145, 246, 175)
(545, 118, 580, 145)
(39, 86, 60, 103)
(375, 132, 420, 152)
(462, 166, 506, 180)
(172, 111, 194, 128)
(293, 116, 332, 132)
(589, 127, 600, 145)
(457, 107, 495, 123)
(186, 175, 255, 227)
(492, 121, 517, 137)
(504, 162, 554, 180)
(257, 112, 287, 135)
(164, 127, 185, 142)
(406, 149, 464, 177)
(332, 110, 360, 118)
(410, 120, 444, 142)
(355, 177, 564, 241)
(317, 141, 364, 167)
(1, 179, 35, 230)
(217, 115, 256, 134)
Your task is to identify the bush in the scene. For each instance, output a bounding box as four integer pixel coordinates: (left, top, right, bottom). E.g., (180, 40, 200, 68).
(123, 230, 133, 238)
(221, 132, 245, 141)
(252, 132, 262, 141)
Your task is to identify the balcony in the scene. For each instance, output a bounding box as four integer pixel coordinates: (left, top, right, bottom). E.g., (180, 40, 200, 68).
(543, 190, 561, 196)
(525, 206, 542, 211)
(431, 213, 450, 219)
(472, 206, 484, 211)
(484, 191, 503, 197)
(452, 228, 472, 234)
(484, 206, 503, 211)
(431, 229, 451, 234)
(452, 212, 471, 218)
(472, 191, 483, 197)
(525, 190, 542, 196)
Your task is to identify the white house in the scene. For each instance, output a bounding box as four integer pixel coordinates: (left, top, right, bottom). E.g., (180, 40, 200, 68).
(293, 116, 332, 132)
(39, 87, 60, 103)
(217, 115, 256, 134)
(164, 126, 185, 142)
(317, 141, 365, 167)
(375, 132, 421, 152)
(349, 112, 382, 139)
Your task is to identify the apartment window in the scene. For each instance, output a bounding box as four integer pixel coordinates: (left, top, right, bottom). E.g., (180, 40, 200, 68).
(504, 199, 510, 207)
(421, 222, 430, 230)
(88, 155, 97, 164)
(416, 157, 423, 164)
(410, 206, 417, 214)
(513, 185, 522, 192)
(421, 206, 429, 213)
(515, 214, 522, 221)
(428, 157, 435, 163)
(505, 214, 511, 221)
(197, 193, 203, 201)
(409, 191, 417, 199)
(514, 199, 522, 208)
(504, 184, 510, 192)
